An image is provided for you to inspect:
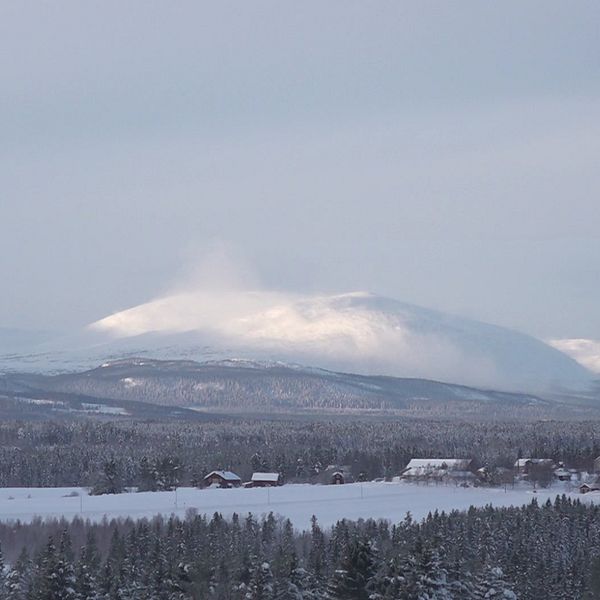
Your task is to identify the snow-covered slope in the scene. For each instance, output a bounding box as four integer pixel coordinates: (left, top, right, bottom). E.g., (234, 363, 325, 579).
(1, 291, 593, 393)
(548, 339, 600, 374)
(0, 481, 583, 528)
(0, 328, 56, 353)
(3, 357, 552, 417)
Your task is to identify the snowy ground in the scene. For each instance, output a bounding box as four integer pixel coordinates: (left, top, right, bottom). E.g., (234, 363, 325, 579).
(0, 482, 595, 529)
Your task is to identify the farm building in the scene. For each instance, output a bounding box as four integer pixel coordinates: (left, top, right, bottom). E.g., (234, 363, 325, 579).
(580, 477, 600, 494)
(203, 470, 242, 488)
(514, 459, 555, 475)
(401, 459, 475, 482)
(553, 466, 573, 481)
(318, 465, 354, 485)
(331, 471, 345, 485)
(248, 472, 283, 487)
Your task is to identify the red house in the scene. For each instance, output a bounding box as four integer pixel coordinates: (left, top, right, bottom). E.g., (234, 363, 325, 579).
(203, 470, 242, 488)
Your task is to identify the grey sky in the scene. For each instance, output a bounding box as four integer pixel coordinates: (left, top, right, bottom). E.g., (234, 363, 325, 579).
(1, 1, 599, 338)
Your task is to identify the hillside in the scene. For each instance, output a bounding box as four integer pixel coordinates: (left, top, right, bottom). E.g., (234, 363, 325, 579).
(2, 357, 581, 419)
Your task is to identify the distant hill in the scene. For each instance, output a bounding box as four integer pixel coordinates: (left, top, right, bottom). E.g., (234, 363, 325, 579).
(3, 357, 590, 419)
(1, 292, 593, 394)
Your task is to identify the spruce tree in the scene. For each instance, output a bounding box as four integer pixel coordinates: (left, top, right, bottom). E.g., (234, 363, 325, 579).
(5, 548, 31, 600)
(473, 566, 517, 600)
(0, 541, 6, 600)
(326, 539, 377, 600)
(30, 536, 72, 600)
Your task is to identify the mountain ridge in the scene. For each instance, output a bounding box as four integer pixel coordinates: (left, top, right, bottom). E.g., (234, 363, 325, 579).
(1, 292, 593, 394)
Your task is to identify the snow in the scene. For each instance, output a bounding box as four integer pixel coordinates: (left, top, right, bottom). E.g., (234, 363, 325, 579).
(120, 377, 140, 388)
(205, 470, 241, 482)
(2, 292, 592, 392)
(404, 459, 470, 469)
(251, 472, 280, 482)
(17, 397, 60, 406)
(14, 397, 129, 416)
(0, 481, 593, 529)
(548, 338, 600, 373)
(402, 459, 473, 478)
(80, 403, 129, 415)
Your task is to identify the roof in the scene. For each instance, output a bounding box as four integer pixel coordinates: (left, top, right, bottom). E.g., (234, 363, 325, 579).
(514, 458, 554, 468)
(580, 482, 600, 490)
(554, 468, 571, 476)
(405, 459, 471, 470)
(205, 470, 241, 481)
(251, 472, 280, 482)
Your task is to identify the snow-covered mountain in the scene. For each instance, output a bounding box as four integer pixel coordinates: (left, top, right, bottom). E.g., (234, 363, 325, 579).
(0, 291, 592, 393)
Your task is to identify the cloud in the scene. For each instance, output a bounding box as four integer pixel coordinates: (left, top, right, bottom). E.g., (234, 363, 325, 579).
(168, 241, 260, 294)
(90, 289, 499, 385)
(81, 248, 591, 391)
(547, 339, 600, 374)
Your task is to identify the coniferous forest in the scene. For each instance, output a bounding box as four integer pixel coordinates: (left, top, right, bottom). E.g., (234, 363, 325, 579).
(1, 419, 600, 488)
(2, 497, 600, 598)
(0, 418, 600, 597)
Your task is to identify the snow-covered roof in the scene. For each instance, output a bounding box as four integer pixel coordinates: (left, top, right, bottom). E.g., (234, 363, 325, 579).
(580, 482, 600, 490)
(405, 459, 471, 470)
(514, 458, 554, 468)
(251, 472, 280, 482)
(205, 470, 241, 481)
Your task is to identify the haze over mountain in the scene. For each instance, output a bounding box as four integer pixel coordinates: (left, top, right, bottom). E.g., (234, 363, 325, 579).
(548, 338, 600, 375)
(1, 289, 592, 394)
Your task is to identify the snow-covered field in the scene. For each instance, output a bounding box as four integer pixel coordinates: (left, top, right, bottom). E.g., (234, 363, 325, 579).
(0, 482, 594, 529)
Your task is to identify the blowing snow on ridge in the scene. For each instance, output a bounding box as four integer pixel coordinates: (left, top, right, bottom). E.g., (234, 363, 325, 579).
(87, 290, 592, 393)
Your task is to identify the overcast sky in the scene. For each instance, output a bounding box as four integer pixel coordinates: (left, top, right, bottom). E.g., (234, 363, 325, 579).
(1, 1, 599, 339)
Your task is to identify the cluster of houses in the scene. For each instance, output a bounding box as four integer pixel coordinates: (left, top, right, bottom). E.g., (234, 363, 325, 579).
(202, 470, 284, 488)
(398, 457, 600, 493)
(201, 466, 353, 489)
(200, 457, 600, 494)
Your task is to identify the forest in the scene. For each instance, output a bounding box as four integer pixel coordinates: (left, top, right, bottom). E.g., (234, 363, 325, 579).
(1, 496, 600, 598)
(1, 418, 600, 489)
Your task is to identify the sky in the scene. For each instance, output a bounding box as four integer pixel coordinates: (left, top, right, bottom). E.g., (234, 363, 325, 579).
(1, 1, 599, 340)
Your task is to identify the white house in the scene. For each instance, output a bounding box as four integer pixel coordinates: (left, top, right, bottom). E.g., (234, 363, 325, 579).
(248, 472, 283, 487)
(401, 459, 474, 481)
(514, 459, 555, 475)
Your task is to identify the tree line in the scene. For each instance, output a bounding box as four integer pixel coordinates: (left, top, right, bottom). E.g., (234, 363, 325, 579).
(2, 496, 600, 598)
(1, 419, 600, 489)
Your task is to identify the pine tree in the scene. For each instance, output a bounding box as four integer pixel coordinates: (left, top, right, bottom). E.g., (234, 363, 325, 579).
(55, 530, 76, 600)
(138, 456, 157, 492)
(155, 456, 182, 492)
(91, 458, 125, 495)
(75, 530, 101, 600)
(308, 516, 326, 579)
(326, 539, 377, 600)
(247, 560, 274, 600)
(273, 519, 298, 580)
(447, 557, 474, 599)
(30, 535, 75, 600)
(5, 548, 31, 600)
(473, 566, 517, 600)
(0, 541, 7, 600)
